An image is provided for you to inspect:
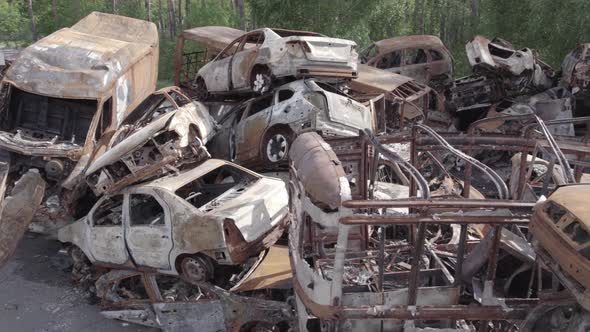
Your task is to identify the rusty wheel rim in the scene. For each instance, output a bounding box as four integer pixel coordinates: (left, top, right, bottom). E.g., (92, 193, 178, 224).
(181, 256, 210, 283)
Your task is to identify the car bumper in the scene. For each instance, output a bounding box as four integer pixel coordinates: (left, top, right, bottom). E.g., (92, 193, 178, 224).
(0, 132, 81, 159)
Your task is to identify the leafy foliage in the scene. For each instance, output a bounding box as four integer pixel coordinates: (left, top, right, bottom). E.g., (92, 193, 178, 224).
(3, 0, 590, 82)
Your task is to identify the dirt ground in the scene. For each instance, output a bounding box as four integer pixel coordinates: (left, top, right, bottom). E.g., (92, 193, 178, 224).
(0, 233, 156, 332)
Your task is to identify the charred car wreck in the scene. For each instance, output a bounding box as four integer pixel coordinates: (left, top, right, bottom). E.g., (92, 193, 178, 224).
(3, 12, 590, 332)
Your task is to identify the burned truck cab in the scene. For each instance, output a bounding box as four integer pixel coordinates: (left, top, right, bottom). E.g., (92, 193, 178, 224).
(0, 12, 159, 215)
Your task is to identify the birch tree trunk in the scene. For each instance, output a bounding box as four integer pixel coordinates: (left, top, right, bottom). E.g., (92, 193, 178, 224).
(112, 0, 117, 13)
(167, 0, 177, 38)
(27, 0, 38, 41)
(158, 0, 164, 30)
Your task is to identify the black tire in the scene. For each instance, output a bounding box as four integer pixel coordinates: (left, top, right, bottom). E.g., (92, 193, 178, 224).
(179, 254, 214, 284)
(250, 67, 273, 94)
(193, 77, 209, 101)
(262, 127, 291, 166)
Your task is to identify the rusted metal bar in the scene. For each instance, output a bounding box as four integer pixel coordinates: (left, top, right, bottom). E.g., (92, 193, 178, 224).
(339, 305, 531, 320)
(541, 157, 556, 197)
(415, 124, 509, 199)
(408, 223, 426, 305)
(378, 226, 384, 292)
(453, 224, 468, 287)
(341, 215, 530, 226)
(342, 199, 535, 209)
(486, 225, 502, 281)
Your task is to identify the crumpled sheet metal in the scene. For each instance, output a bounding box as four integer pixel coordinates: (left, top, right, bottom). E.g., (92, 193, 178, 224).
(0, 168, 46, 267)
(3, 12, 158, 99)
(180, 26, 245, 52)
(289, 132, 346, 210)
(230, 245, 292, 292)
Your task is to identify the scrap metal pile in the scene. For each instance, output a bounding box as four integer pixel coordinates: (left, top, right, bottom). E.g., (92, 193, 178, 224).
(0, 11, 590, 332)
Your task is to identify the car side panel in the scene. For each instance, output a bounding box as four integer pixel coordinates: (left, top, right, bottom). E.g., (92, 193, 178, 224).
(88, 196, 129, 265)
(231, 48, 259, 89)
(235, 108, 271, 163)
(125, 190, 174, 270)
(201, 57, 232, 92)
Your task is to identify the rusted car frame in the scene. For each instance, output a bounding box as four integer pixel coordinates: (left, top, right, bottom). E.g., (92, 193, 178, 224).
(0, 12, 159, 265)
(95, 269, 293, 331)
(561, 43, 590, 93)
(174, 26, 246, 97)
(85, 86, 216, 196)
(59, 159, 289, 284)
(465, 35, 555, 91)
(288, 124, 590, 330)
(360, 35, 453, 90)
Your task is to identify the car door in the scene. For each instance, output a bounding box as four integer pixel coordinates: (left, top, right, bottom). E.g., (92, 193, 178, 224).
(231, 31, 264, 90)
(125, 190, 173, 270)
(401, 48, 430, 83)
(203, 37, 243, 92)
(234, 95, 273, 162)
(88, 194, 129, 265)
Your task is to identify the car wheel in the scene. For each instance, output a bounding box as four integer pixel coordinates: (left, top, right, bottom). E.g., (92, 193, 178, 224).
(262, 128, 291, 165)
(193, 77, 209, 101)
(180, 254, 214, 283)
(251, 67, 273, 94)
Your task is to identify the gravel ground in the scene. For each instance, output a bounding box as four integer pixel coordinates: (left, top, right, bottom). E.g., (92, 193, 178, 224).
(0, 233, 156, 332)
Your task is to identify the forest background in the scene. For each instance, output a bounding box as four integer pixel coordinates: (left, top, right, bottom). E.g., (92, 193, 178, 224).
(2, 0, 589, 86)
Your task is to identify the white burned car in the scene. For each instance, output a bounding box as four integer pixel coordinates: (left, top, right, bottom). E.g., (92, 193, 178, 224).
(59, 159, 289, 283)
(86, 87, 216, 196)
(194, 28, 358, 97)
(207, 79, 373, 168)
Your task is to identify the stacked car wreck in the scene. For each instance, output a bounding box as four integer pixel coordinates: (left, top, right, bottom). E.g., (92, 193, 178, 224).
(1, 11, 590, 332)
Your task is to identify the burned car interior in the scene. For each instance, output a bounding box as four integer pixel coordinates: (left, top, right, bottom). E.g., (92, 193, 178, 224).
(175, 163, 257, 212)
(2, 12, 590, 332)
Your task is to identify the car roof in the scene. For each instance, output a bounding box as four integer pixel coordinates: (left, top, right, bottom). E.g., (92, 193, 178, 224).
(181, 26, 245, 51)
(548, 185, 590, 223)
(3, 12, 158, 99)
(374, 35, 448, 53)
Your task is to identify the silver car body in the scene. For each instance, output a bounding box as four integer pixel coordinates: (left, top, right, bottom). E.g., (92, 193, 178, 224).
(196, 28, 358, 94)
(209, 79, 373, 166)
(59, 159, 289, 273)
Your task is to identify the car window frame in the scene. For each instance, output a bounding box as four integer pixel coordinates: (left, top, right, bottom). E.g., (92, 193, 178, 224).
(89, 194, 126, 228)
(126, 189, 171, 229)
(403, 48, 428, 66)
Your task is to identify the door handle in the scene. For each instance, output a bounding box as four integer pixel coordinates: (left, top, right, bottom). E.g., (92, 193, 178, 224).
(115, 235, 121, 239)
(161, 235, 169, 239)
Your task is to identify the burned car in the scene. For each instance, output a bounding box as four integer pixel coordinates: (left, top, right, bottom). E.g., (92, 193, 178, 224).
(530, 185, 590, 310)
(207, 79, 373, 168)
(466, 35, 554, 91)
(85, 87, 216, 196)
(95, 270, 293, 331)
(59, 159, 289, 284)
(193, 28, 358, 97)
(0, 12, 158, 264)
(360, 35, 453, 89)
(562, 43, 590, 93)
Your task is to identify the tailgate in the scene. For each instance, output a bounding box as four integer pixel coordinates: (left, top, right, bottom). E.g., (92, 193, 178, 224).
(297, 37, 354, 63)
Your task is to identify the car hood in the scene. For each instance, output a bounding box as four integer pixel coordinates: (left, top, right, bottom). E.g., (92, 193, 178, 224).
(208, 177, 288, 242)
(86, 104, 215, 176)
